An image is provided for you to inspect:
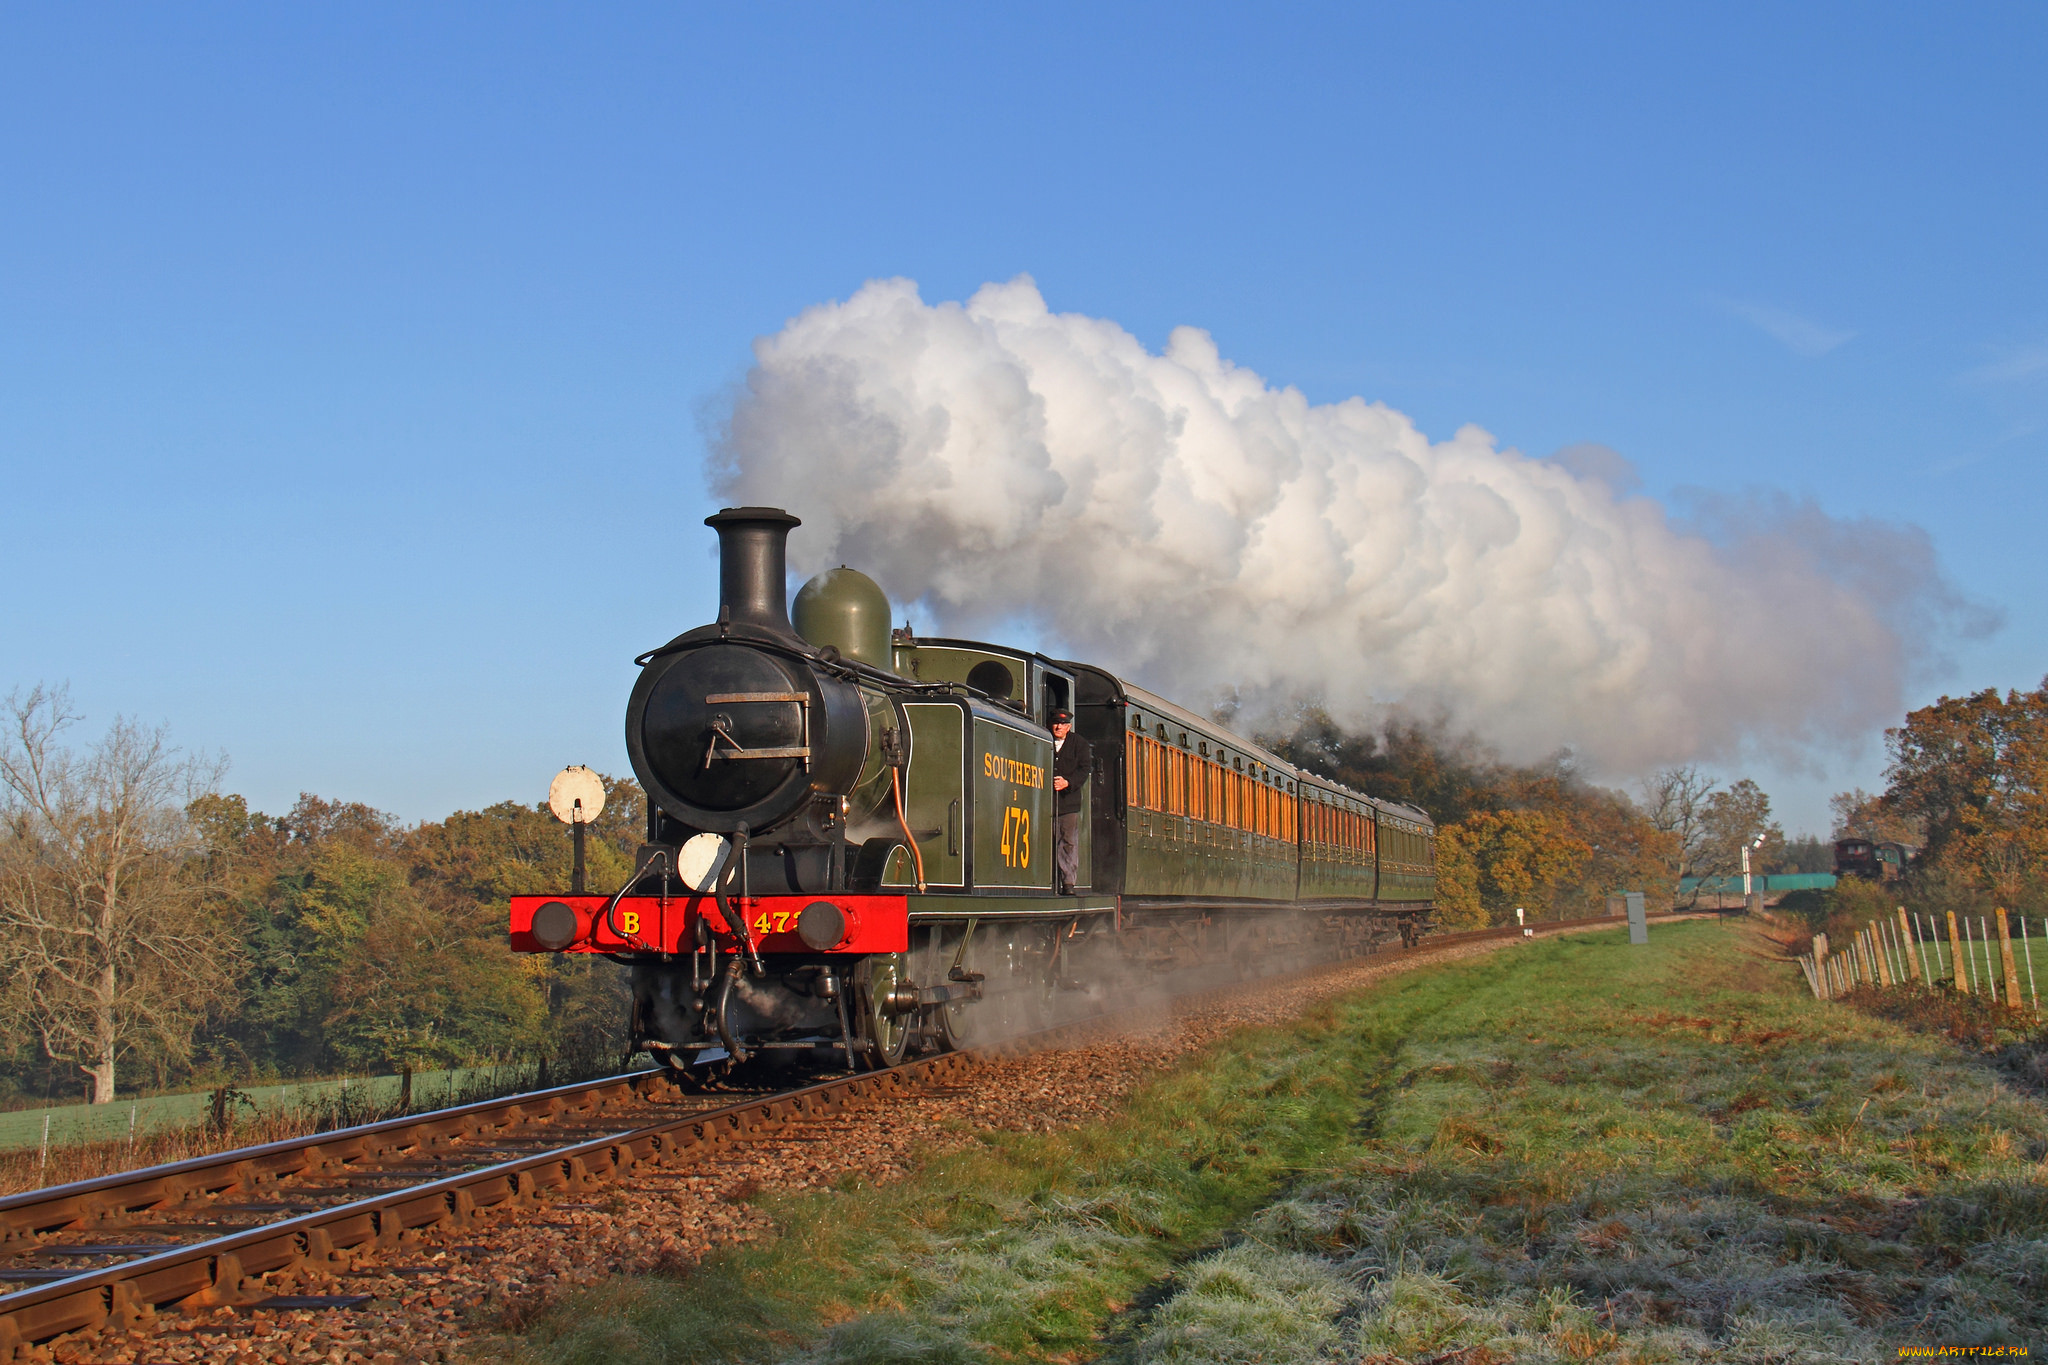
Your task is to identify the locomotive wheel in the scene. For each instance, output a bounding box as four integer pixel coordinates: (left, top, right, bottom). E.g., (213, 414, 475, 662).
(933, 924, 1052, 1048)
(857, 953, 913, 1067)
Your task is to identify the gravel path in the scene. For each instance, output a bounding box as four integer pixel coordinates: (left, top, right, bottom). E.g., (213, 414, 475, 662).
(32, 934, 1556, 1365)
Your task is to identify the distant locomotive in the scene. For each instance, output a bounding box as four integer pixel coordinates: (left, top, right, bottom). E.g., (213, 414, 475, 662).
(1834, 837, 1912, 882)
(508, 508, 1435, 1075)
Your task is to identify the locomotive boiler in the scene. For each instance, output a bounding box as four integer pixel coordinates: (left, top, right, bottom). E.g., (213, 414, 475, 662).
(509, 507, 1435, 1076)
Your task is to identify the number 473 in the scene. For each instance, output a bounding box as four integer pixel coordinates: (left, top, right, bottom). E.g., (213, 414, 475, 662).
(1000, 805, 1031, 868)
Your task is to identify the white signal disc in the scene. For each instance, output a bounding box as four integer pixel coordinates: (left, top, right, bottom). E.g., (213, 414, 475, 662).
(678, 832, 730, 891)
(547, 766, 607, 825)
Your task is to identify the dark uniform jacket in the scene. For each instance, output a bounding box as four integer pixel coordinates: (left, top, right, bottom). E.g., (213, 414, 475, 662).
(1053, 730, 1093, 816)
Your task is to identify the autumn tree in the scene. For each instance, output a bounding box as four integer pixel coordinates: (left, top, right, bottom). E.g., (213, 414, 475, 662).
(1828, 788, 1924, 846)
(307, 842, 547, 1080)
(1693, 778, 1784, 879)
(187, 779, 642, 1086)
(0, 686, 235, 1103)
(1434, 809, 1594, 929)
(1881, 679, 2048, 901)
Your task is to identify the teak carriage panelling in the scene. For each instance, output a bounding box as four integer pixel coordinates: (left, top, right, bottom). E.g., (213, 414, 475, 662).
(1125, 732, 1297, 841)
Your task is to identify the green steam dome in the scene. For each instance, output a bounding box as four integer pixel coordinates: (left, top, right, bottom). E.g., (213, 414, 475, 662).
(793, 566, 892, 670)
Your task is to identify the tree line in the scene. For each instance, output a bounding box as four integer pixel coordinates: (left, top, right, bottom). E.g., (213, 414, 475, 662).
(1, 686, 636, 1108)
(1265, 710, 1800, 930)
(5, 681, 1866, 1107)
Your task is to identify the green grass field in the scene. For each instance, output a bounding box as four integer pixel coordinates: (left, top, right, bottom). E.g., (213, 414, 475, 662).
(496, 921, 2048, 1364)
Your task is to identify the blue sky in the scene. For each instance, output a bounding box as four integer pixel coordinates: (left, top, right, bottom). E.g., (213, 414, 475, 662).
(4, 4, 2044, 834)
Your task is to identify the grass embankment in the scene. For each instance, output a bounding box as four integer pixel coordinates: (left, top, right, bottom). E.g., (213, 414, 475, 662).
(500, 923, 2048, 1363)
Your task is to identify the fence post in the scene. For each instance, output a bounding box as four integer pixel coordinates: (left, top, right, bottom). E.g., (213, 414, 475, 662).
(1990, 912, 2023, 1010)
(1897, 908, 1921, 982)
(1947, 911, 1968, 994)
(1871, 924, 1893, 987)
(1812, 933, 1831, 999)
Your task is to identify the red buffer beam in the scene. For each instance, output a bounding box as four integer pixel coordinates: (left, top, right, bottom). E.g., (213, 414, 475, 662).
(509, 894, 909, 956)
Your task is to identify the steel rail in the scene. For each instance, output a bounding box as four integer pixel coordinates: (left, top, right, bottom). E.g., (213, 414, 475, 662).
(0, 905, 1684, 1358)
(0, 1068, 695, 1244)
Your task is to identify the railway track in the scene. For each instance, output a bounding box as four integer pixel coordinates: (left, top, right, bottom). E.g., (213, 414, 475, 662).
(0, 908, 1687, 1360)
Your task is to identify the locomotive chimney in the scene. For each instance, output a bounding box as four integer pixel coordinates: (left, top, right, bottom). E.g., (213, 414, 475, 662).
(706, 506, 802, 636)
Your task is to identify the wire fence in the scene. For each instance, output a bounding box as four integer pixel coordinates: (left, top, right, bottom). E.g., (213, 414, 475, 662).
(1796, 905, 2041, 1014)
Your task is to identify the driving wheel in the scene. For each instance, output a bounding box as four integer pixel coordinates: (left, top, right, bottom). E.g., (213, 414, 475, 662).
(857, 953, 913, 1068)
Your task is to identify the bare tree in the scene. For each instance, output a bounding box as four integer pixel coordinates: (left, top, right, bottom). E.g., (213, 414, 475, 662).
(0, 685, 234, 1103)
(1638, 765, 1717, 882)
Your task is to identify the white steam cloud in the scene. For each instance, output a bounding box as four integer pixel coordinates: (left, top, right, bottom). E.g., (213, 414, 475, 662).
(712, 277, 1983, 774)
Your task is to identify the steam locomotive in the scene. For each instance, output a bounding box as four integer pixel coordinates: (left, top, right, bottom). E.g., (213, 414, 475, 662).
(508, 508, 1435, 1075)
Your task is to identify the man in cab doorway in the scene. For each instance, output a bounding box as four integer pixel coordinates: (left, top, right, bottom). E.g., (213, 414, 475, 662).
(1050, 709, 1092, 894)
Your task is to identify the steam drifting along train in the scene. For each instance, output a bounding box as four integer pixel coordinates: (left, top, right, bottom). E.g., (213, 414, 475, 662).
(509, 508, 1435, 1075)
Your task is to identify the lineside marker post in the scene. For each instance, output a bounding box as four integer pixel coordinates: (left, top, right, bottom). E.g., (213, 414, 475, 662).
(1947, 911, 1968, 994)
(1996, 910, 2021, 1010)
(1898, 908, 1922, 983)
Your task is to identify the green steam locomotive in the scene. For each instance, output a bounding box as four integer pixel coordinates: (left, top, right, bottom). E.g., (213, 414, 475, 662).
(510, 507, 1435, 1075)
